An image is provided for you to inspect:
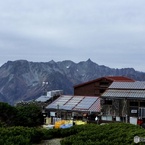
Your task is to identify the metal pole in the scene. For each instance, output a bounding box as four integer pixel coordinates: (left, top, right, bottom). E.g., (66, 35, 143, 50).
(57, 104, 59, 119)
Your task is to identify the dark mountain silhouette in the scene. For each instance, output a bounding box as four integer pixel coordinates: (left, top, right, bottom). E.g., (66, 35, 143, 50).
(0, 59, 145, 105)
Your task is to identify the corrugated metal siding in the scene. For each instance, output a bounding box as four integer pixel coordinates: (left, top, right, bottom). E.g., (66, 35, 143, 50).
(128, 90, 145, 98)
(109, 81, 145, 89)
(102, 90, 145, 98)
(89, 98, 100, 112)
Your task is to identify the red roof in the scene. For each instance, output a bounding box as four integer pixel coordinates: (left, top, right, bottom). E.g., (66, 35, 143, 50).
(105, 76, 135, 82)
(74, 76, 135, 88)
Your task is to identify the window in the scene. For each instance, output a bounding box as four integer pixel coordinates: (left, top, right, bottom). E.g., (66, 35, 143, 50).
(140, 102, 145, 107)
(104, 100, 112, 105)
(139, 108, 145, 118)
(130, 101, 138, 107)
(100, 82, 109, 86)
(100, 89, 105, 94)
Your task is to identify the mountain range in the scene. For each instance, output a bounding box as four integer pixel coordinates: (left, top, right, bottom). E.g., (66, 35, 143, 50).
(0, 59, 145, 105)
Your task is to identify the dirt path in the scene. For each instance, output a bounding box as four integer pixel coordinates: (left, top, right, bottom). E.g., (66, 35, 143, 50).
(46, 138, 62, 145)
(35, 138, 62, 145)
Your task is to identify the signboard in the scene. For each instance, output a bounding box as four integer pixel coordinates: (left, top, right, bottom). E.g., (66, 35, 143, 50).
(130, 117, 137, 125)
(50, 112, 56, 117)
(131, 110, 137, 113)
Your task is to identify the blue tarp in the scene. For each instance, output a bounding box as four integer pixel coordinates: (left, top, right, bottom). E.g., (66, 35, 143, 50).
(60, 124, 73, 129)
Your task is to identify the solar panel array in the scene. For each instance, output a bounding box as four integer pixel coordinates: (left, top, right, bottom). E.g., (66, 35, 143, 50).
(46, 95, 100, 112)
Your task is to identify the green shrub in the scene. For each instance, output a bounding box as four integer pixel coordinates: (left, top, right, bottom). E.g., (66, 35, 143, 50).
(0, 126, 44, 145)
(61, 123, 145, 145)
(1, 123, 145, 145)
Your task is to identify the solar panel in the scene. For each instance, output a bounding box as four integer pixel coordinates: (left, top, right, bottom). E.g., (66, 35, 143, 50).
(63, 96, 84, 110)
(35, 95, 52, 102)
(61, 106, 73, 110)
(75, 97, 97, 110)
(46, 95, 73, 109)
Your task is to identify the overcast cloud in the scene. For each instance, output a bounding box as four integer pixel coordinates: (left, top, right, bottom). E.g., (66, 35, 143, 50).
(0, 0, 145, 71)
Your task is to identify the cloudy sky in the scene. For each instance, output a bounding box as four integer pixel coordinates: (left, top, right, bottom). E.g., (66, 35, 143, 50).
(0, 0, 145, 71)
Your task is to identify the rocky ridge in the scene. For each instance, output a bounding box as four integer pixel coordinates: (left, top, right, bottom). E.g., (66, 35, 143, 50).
(0, 59, 145, 105)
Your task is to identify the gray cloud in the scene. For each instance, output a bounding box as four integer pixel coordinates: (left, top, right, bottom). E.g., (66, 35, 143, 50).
(0, 0, 145, 71)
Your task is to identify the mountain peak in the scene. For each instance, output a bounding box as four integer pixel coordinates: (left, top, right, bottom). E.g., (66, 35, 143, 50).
(86, 58, 92, 62)
(0, 59, 145, 105)
(49, 60, 56, 64)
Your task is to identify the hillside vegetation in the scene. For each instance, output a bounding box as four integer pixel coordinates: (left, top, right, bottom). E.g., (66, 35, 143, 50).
(61, 123, 145, 145)
(0, 123, 145, 145)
